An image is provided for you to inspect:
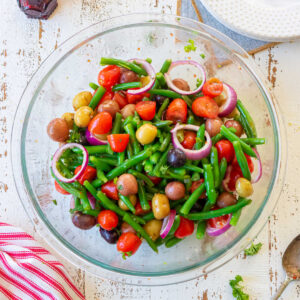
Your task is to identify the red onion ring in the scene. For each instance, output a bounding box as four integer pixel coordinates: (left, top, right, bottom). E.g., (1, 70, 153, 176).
(171, 124, 212, 160)
(164, 60, 206, 95)
(251, 148, 262, 184)
(52, 143, 88, 183)
(87, 192, 96, 209)
(127, 59, 155, 95)
(160, 210, 176, 239)
(85, 129, 108, 146)
(222, 165, 234, 193)
(206, 214, 232, 237)
(218, 83, 237, 117)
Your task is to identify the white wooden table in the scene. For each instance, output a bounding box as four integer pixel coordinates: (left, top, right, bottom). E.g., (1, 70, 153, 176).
(0, 1, 300, 299)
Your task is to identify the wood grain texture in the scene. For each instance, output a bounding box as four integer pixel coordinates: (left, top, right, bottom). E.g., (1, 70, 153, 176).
(0, 0, 300, 299)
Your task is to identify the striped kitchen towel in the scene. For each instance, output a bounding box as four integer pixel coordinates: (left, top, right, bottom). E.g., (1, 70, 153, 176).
(0, 222, 85, 300)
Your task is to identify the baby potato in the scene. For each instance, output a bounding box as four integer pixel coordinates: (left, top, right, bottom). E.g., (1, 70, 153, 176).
(136, 123, 157, 145)
(72, 91, 93, 110)
(152, 193, 170, 220)
(143, 219, 162, 241)
(74, 106, 94, 127)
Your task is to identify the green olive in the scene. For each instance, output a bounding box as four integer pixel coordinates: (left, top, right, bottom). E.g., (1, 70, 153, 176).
(152, 193, 170, 220)
(61, 112, 74, 129)
(72, 91, 93, 110)
(235, 178, 253, 198)
(143, 219, 162, 241)
(74, 106, 94, 127)
(136, 123, 157, 145)
(118, 194, 137, 211)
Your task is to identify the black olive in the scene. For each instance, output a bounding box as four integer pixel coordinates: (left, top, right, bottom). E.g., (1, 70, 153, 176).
(167, 148, 186, 167)
(153, 94, 166, 106)
(100, 227, 119, 244)
(72, 212, 96, 230)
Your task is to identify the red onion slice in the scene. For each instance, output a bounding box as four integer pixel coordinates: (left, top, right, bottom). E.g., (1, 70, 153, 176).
(164, 60, 206, 95)
(85, 129, 108, 146)
(206, 214, 232, 237)
(218, 83, 237, 117)
(52, 143, 88, 183)
(87, 192, 96, 209)
(127, 59, 155, 95)
(160, 210, 176, 239)
(171, 124, 212, 160)
(70, 197, 75, 210)
(251, 148, 262, 184)
(222, 165, 234, 193)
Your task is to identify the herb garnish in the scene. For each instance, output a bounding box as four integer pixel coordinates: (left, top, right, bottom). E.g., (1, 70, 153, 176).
(229, 275, 249, 300)
(244, 242, 262, 256)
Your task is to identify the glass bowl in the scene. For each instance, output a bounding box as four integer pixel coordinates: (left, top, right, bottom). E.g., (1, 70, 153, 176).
(11, 13, 286, 285)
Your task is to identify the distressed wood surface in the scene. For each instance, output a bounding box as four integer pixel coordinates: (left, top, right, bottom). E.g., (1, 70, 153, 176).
(0, 0, 300, 299)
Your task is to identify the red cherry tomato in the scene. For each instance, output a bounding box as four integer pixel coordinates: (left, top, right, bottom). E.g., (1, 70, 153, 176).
(174, 216, 194, 239)
(54, 181, 70, 195)
(97, 210, 119, 231)
(107, 134, 130, 153)
(181, 131, 196, 150)
(101, 180, 119, 201)
(190, 179, 206, 199)
(113, 92, 128, 109)
(74, 166, 97, 185)
(88, 112, 112, 135)
(227, 167, 243, 191)
(146, 175, 162, 185)
(135, 201, 151, 216)
(192, 96, 219, 119)
(215, 140, 234, 163)
(126, 91, 150, 104)
(117, 232, 142, 255)
(135, 101, 156, 121)
(165, 98, 187, 124)
(232, 153, 254, 173)
(207, 209, 231, 229)
(98, 65, 121, 89)
(202, 78, 223, 98)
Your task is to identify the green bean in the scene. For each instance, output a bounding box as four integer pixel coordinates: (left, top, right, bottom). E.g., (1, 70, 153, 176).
(203, 164, 218, 204)
(165, 237, 182, 248)
(145, 185, 160, 194)
(220, 125, 257, 158)
(211, 133, 223, 145)
(156, 98, 170, 120)
(183, 164, 203, 173)
(119, 194, 136, 213)
(241, 138, 265, 146)
(97, 157, 117, 167)
(155, 237, 164, 247)
(89, 82, 99, 90)
(152, 145, 171, 176)
(73, 145, 109, 155)
(118, 151, 125, 164)
(128, 170, 154, 187)
(123, 115, 133, 127)
(149, 152, 161, 165)
(187, 114, 196, 125)
(180, 183, 205, 215)
(111, 112, 122, 134)
(236, 114, 252, 138)
(123, 213, 158, 253)
(186, 199, 252, 220)
(97, 169, 108, 183)
(124, 123, 141, 156)
(210, 147, 220, 187)
(191, 172, 200, 181)
(91, 178, 102, 188)
(196, 201, 213, 239)
(219, 158, 227, 183)
(83, 209, 100, 217)
(137, 180, 150, 210)
(153, 120, 173, 129)
(126, 141, 133, 159)
(182, 95, 193, 109)
(230, 198, 246, 226)
(132, 113, 141, 129)
(89, 85, 106, 110)
(184, 177, 192, 192)
(100, 57, 147, 76)
(159, 133, 171, 152)
(236, 100, 257, 138)
(142, 211, 155, 221)
(232, 141, 251, 181)
(146, 57, 152, 64)
(144, 160, 153, 173)
(156, 72, 167, 87)
(106, 148, 153, 180)
(74, 197, 82, 210)
(89, 156, 111, 172)
(162, 170, 188, 181)
(201, 157, 209, 166)
(131, 215, 146, 225)
(149, 89, 182, 99)
(112, 82, 142, 92)
(160, 59, 172, 74)
(170, 167, 186, 176)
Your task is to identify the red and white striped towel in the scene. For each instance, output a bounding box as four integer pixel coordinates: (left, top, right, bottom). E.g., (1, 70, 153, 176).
(0, 222, 85, 300)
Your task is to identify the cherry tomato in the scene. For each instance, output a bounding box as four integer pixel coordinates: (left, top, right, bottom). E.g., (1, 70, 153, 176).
(207, 209, 231, 229)
(74, 166, 97, 185)
(232, 153, 254, 173)
(174, 216, 194, 239)
(54, 181, 70, 195)
(97, 210, 119, 231)
(135, 101, 156, 121)
(227, 167, 243, 191)
(215, 140, 234, 163)
(113, 92, 128, 109)
(98, 65, 121, 89)
(146, 175, 162, 185)
(202, 78, 223, 98)
(88, 112, 112, 135)
(135, 201, 151, 216)
(190, 179, 206, 199)
(107, 134, 129, 153)
(165, 98, 187, 124)
(117, 232, 142, 255)
(126, 91, 150, 104)
(101, 180, 119, 201)
(181, 131, 196, 150)
(192, 96, 219, 119)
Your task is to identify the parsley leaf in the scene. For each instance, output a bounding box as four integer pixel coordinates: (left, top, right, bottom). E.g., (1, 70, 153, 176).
(244, 242, 262, 256)
(196, 78, 203, 88)
(200, 53, 205, 59)
(184, 39, 197, 53)
(67, 124, 81, 143)
(52, 200, 57, 205)
(229, 275, 249, 300)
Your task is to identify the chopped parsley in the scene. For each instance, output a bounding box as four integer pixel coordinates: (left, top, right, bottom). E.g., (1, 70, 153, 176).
(118, 185, 123, 190)
(184, 39, 197, 53)
(244, 242, 262, 256)
(200, 53, 205, 59)
(52, 199, 57, 205)
(196, 78, 203, 88)
(67, 124, 81, 143)
(229, 275, 249, 300)
(122, 251, 132, 260)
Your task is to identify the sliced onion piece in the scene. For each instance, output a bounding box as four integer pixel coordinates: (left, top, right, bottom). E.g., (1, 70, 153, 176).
(164, 60, 206, 95)
(85, 129, 108, 146)
(160, 209, 176, 239)
(52, 143, 88, 183)
(87, 192, 96, 209)
(171, 124, 212, 160)
(206, 214, 232, 237)
(222, 165, 234, 193)
(218, 83, 237, 117)
(127, 59, 155, 95)
(70, 197, 75, 210)
(251, 148, 262, 184)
